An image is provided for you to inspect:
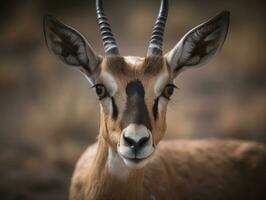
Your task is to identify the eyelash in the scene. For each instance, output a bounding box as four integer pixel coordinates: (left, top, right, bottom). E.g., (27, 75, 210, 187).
(92, 83, 177, 102)
(92, 84, 109, 100)
(161, 84, 177, 100)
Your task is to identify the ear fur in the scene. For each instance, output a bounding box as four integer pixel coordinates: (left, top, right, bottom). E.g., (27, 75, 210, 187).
(166, 11, 230, 76)
(43, 15, 100, 76)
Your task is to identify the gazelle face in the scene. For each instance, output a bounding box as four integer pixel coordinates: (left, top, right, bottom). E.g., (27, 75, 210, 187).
(44, 0, 229, 168)
(96, 56, 173, 167)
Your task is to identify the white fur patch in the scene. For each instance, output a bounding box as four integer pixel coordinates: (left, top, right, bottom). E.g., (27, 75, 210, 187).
(154, 72, 169, 97)
(123, 124, 150, 142)
(108, 148, 129, 181)
(124, 56, 144, 66)
(99, 71, 117, 96)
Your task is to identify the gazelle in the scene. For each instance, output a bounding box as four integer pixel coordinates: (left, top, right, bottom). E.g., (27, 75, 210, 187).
(44, 0, 266, 199)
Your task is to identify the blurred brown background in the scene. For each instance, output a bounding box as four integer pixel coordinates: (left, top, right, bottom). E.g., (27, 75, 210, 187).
(0, 0, 265, 199)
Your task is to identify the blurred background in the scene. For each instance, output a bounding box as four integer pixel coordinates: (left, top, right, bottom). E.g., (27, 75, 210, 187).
(0, 0, 265, 199)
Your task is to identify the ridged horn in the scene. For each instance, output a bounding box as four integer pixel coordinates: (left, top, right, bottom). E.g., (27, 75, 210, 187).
(147, 0, 168, 56)
(96, 0, 119, 56)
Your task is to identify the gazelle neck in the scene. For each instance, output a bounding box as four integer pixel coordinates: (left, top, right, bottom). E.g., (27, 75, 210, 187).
(86, 126, 145, 200)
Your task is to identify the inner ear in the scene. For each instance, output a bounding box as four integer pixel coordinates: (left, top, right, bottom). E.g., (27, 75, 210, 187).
(179, 12, 229, 67)
(43, 15, 100, 78)
(166, 11, 230, 76)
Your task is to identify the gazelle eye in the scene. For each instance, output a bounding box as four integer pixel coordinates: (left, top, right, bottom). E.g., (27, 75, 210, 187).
(162, 84, 177, 99)
(93, 84, 108, 100)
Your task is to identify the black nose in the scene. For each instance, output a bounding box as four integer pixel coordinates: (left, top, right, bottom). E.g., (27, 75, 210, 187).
(123, 134, 150, 154)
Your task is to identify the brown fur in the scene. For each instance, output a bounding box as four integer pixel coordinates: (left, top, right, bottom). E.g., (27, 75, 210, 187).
(94, 56, 170, 148)
(70, 137, 266, 200)
(143, 56, 164, 75)
(69, 57, 266, 200)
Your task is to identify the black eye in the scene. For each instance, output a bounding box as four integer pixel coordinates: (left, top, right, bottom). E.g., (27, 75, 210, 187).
(162, 84, 177, 99)
(93, 84, 108, 100)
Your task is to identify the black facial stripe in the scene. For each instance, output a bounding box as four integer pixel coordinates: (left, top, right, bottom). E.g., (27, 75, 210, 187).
(111, 97, 118, 120)
(153, 97, 159, 120)
(126, 79, 145, 97)
(120, 80, 152, 131)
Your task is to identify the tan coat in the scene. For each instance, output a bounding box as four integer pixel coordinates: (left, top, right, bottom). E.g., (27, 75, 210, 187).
(70, 136, 266, 200)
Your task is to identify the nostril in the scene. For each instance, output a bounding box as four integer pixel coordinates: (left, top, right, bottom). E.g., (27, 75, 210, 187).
(137, 136, 150, 148)
(122, 133, 150, 154)
(123, 135, 136, 147)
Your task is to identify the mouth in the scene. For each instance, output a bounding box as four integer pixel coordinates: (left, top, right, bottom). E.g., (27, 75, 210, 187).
(118, 151, 154, 168)
(122, 156, 145, 163)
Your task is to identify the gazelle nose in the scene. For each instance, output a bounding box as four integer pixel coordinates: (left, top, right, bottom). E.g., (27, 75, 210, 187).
(118, 124, 154, 165)
(123, 134, 150, 153)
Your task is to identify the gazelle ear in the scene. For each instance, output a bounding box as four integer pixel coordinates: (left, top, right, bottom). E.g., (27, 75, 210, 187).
(43, 15, 100, 82)
(166, 11, 230, 77)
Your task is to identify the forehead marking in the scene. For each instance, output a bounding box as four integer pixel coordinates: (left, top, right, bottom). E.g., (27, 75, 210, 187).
(120, 80, 152, 131)
(126, 79, 145, 97)
(124, 56, 144, 66)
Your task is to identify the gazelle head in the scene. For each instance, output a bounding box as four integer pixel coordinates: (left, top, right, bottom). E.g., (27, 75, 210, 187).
(44, 0, 229, 168)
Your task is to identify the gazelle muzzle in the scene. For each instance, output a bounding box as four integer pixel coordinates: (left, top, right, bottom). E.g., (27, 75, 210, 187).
(118, 124, 154, 168)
